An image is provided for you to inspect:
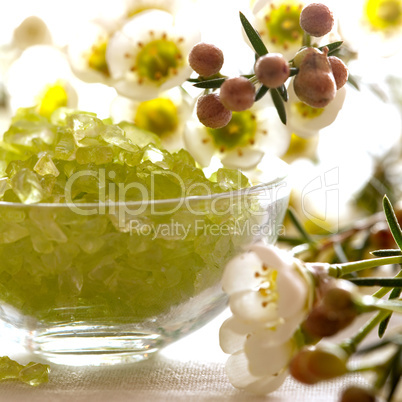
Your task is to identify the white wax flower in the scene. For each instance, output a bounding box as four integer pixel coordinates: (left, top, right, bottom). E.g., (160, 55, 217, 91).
(106, 10, 200, 101)
(219, 243, 313, 395)
(338, 0, 402, 58)
(6, 45, 78, 117)
(286, 79, 347, 138)
(110, 87, 193, 151)
(183, 98, 290, 169)
(68, 20, 119, 85)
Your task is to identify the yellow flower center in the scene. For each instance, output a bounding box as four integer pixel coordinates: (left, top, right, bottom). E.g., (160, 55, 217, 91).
(294, 102, 325, 119)
(135, 98, 179, 137)
(207, 111, 257, 150)
(135, 38, 183, 85)
(284, 133, 315, 158)
(37, 82, 69, 118)
(87, 40, 110, 77)
(263, 2, 304, 49)
(364, 0, 402, 31)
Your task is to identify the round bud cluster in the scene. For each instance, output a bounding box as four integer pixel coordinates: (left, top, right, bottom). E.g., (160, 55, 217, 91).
(219, 77, 255, 111)
(196, 93, 232, 129)
(302, 280, 358, 339)
(289, 344, 348, 385)
(293, 47, 337, 108)
(299, 3, 334, 37)
(254, 53, 290, 88)
(188, 42, 224, 77)
(340, 386, 376, 402)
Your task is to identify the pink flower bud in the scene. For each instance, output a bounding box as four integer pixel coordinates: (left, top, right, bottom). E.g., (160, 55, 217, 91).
(219, 77, 255, 111)
(255, 53, 290, 88)
(196, 93, 232, 128)
(188, 42, 224, 77)
(300, 3, 334, 37)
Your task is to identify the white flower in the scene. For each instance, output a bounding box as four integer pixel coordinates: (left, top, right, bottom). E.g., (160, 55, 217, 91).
(6, 45, 78, 117)
(106, 10, 200, 101)
(248, 0, 306, 60)
(68, 20, 119, 84)
(110, 87, 193, 151)
(184, 97, 291, 169)
(110, 0, 192, 22)
(338, 0, 402, 58)
(12, 15, 52, 50)
(219, 243, 313, 395)
(285, 78, 347, 138)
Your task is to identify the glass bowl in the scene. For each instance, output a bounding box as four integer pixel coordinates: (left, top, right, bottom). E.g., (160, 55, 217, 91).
(0, 161, 289, 366)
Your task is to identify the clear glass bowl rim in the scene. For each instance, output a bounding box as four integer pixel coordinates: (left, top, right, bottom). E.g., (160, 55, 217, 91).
(0, 174, 287, 209)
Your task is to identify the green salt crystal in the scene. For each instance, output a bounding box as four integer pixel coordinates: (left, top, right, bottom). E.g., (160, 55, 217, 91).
(39, 175, 57, 199)
(54, 129, 76, 161)
(0, 206, 26, 222)
(0, 178, 10, 198)
(34, 153, 60, 177)
(0, 221, 29, 244)
(67, 113, 103, 143)
(10, 168, 44, 204)
(118, 121, 161, 148)
(76, 234, 104, 254)
(4, 121, 55, 148)
(58, 267, 84, 296)
(215, 168, 250, 191)
(18, 362, 50, 387)
(76, 145, 114, 165)
(0, 356, 23, 380)
(101, 124, 137, 152)
(29, 208, 68, 243)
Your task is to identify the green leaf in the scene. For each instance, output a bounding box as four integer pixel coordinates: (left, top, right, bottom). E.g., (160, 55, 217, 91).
(239, 12, 268, 57)
(387, 348, 402, 402)
(371, 249, 402, 257)
(271, 88, 287, 124)
(318, 41, 343, 56)
(255, 85, 269, 101)
(383, 195, 402, 250)
(347, 74, 360, 90)
(277, 84, 288, 102)
(379, 287, 402, 338)
(349, 278, 402, 287)
(289, 67, 299, 77)
(193, 78, 226, 89)
(287, 207, 313, 244)
(362, 296, 402, 314)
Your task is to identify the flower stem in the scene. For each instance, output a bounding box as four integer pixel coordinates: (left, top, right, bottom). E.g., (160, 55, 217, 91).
(327, 256, 402, 278)
(302, 32, 311, 47)
(340, 311, 390, 356)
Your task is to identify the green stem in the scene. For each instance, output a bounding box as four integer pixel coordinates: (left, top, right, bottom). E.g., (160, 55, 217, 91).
(302, 32, 311, 47)
(327, 256, 402, 278)
(340, 311, 389, 356)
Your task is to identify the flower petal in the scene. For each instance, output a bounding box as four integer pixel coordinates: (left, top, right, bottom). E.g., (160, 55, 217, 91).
(277, 267, 308, 319)
(249, 313, 305, 348)
(245, 335, 294, 377)
(183, 122, 215, 167)
(248, 242, 294, 269)
(221, 148, 264, 170)
(229, 289, 278, 324)
(219, 316, 250, 354)
(221, 251, 263, 294)
(286, 81, 346, 138)
(226, 351, 288, 395)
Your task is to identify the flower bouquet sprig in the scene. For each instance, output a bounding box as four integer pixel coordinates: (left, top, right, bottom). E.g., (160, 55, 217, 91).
(219, 195, 402, 401)
(184, 2, 349, 169)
